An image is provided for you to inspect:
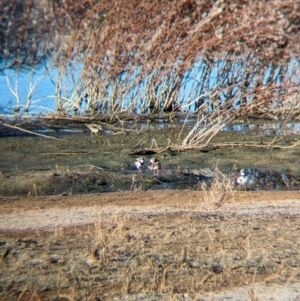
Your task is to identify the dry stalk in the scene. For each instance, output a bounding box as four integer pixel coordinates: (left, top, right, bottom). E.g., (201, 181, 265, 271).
(3, 0, 300, 115)
(2, 123, 61, 140)
(181, 113, 233, 147)
(197, 167, 236, 208)
(129, 138, 300, 156)
(69, 165, 104, 171)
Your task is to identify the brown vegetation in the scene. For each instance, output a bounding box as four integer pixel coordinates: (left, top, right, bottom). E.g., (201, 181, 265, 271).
(1, 190, 300, 300)
(2, 0, 300, 154)
(1, 3, 300, 300)
(1, 0, 300, 117)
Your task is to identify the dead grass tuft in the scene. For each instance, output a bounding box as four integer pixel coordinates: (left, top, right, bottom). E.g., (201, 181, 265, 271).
(197, 167, 236, 208)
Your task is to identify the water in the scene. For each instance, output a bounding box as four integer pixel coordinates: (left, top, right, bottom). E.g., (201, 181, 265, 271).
(1, 61, 299, 195)
(2, 58, 299, 116)
(0, 67, 56, 114)
(223, 122, 300, 135)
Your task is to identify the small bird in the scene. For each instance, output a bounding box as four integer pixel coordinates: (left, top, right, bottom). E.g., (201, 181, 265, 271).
(134, 157, 145, 171)
(85, 124, 103, 136)
(148, 158, 161, 175)
(236, 169, 254, 185)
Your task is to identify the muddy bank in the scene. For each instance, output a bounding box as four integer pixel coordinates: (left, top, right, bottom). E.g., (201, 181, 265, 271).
(0, 118, 300, 196)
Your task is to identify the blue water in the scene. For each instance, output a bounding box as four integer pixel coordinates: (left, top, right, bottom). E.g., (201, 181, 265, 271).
(0, 67, 56, 115)
(223, 122, 300, 135)
(0, 58, 298, 116)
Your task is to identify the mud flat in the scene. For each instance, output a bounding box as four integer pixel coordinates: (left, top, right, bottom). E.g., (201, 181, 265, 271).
(1, 119, 300, 196)
(1, 190, 300, 300)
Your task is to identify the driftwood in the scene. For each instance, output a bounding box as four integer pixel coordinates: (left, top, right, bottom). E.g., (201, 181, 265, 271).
(2, 123, 61, 140)
(41, 113, 172, 124)
(128, 141, 300, 155)
(128, 148, 162, 155)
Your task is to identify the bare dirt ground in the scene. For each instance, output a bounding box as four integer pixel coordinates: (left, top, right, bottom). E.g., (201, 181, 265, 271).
(1, 119, 300, 300)
(1, 190, 300, 301)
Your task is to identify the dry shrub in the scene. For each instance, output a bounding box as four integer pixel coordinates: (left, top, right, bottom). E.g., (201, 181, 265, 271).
(2, 0, 300, 116)
(197, 168, 236, 208)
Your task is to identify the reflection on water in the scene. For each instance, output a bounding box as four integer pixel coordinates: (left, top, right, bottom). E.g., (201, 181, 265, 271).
(125, 166, 300, 192)
(1, 117, 300, 138)
(223, 122, 300, 135)
(232, 168, 296, 190)
(174, 167, 300, 191)
(34, 128, 84, 134)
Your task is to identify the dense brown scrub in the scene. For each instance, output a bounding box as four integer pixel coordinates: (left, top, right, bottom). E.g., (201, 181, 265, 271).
(49, 0, 300, 115)
(1, 0, 300, 116)
(3, 0, 299, 67)
(0, 0, 53, 71)
(51, 0, 299, 69)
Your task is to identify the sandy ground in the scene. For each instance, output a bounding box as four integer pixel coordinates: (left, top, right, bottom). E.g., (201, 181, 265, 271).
(1, 190, 300, 232)
(1, 190, 300, 301)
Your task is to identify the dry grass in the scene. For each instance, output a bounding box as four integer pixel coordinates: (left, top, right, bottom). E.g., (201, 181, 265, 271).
(2, 0, 300, 118)
(1, 189, 300, 300)
(196, 168, 236, 209)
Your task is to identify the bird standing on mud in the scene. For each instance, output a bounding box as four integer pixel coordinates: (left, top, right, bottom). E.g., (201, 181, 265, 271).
(85, 124, 103, 136)
(236, 169, 254, 185)
(148, 158, 161, 175)
(134, 157, 145, 172)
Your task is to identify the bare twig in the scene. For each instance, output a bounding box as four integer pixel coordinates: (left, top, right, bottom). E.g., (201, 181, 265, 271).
(41, 151, 88, 156)
(2, 123, 61, 140)
(129, 140, 300, 155)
